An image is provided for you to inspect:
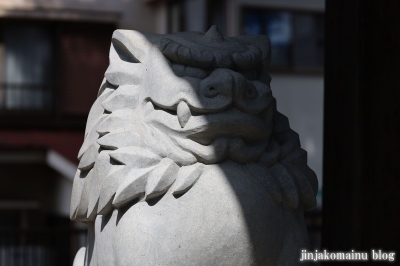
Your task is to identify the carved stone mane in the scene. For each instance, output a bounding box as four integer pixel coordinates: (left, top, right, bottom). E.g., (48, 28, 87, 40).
(71, 26, 318, 266)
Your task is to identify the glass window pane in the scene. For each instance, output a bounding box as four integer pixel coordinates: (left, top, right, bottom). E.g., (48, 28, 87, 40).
(3, 24, 53, 110)
(265, 11, 292, 67)
(243, 10, 264, 35)
(241, 8, 324, 70)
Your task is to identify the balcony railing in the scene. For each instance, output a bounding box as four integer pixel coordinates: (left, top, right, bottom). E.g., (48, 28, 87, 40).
(0, 83, 54, 112)
(0, 228, 86, 266)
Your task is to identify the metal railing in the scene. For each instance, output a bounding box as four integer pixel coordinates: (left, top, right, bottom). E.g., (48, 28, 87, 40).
(0, 228, 86, 266)
(0, 214, 321, 266)
(0, 83, 54, 111)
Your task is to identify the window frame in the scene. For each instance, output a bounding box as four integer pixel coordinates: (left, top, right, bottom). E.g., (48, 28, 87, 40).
(0, 18, 59, 117)
(0, 18, 117, 129)
(240, 6, 325, 75)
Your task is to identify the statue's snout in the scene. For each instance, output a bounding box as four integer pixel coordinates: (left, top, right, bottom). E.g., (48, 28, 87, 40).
(200, 69, 233, 100)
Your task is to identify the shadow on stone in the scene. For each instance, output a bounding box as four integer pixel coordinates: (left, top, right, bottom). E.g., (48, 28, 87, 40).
(70, 26, 318, 265)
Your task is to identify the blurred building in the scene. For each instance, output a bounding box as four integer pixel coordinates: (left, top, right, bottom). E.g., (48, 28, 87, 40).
(0, 1, 166, 265)
(0, 0, 324, 265)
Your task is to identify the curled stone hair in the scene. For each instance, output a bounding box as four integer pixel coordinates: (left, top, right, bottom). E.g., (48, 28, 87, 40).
(70, 26, 318, 223)
(70, 25, 320, 266)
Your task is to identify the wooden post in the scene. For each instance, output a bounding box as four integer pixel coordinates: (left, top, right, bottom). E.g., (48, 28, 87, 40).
(323, 0, 400, 258)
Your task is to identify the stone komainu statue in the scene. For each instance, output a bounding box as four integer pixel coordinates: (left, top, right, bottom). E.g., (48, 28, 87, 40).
(70, 26, 318, 266)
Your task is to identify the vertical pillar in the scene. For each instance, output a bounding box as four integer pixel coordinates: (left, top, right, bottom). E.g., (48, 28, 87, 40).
(323, 0, 400, 257)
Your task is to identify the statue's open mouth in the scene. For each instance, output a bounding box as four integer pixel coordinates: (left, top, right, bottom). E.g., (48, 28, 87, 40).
(146, 99, 271, 143)
(144, 99, 272, 164)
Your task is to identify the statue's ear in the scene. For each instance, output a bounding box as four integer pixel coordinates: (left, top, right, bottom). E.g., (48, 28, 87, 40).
(105, 30, 156, 86)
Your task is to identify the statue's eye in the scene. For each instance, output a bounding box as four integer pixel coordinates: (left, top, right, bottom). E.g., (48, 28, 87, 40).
(170, 63, 207, 79)
(112, 38, 141, 63)
(185, 66, 208, 79)
(171, 63, 185, 77)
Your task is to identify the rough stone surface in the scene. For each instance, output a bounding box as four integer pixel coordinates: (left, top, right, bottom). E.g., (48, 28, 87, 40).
(70, 26, 318, 265)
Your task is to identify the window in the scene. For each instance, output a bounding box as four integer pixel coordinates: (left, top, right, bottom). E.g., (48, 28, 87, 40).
(167, 0, 226, 34)
(242, 8, 324, 71)
(0, 20, 115, 119)
(0, 23, 55, 111)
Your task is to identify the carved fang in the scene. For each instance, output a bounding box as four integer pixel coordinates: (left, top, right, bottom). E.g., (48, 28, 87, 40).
(145, 101, 155, 116)
(177, 101, 191, 128)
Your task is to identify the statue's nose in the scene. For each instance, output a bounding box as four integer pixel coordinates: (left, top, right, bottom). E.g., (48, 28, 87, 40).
(200, 69, 233, 99)
(232, 72, 271, 114)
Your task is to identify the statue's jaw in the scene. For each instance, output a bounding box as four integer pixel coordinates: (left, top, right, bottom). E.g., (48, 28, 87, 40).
(144, 100, 272, 164)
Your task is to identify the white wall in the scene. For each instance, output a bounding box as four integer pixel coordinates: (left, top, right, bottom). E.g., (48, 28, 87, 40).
(271, 74, 323, 207)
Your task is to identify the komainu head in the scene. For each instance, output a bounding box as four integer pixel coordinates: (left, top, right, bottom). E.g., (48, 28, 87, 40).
(70, 26, 318, 222)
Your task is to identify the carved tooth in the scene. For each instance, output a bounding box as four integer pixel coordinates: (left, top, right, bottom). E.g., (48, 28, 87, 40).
(177, 101, 191, 128)
(145, 101, 155, 116)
